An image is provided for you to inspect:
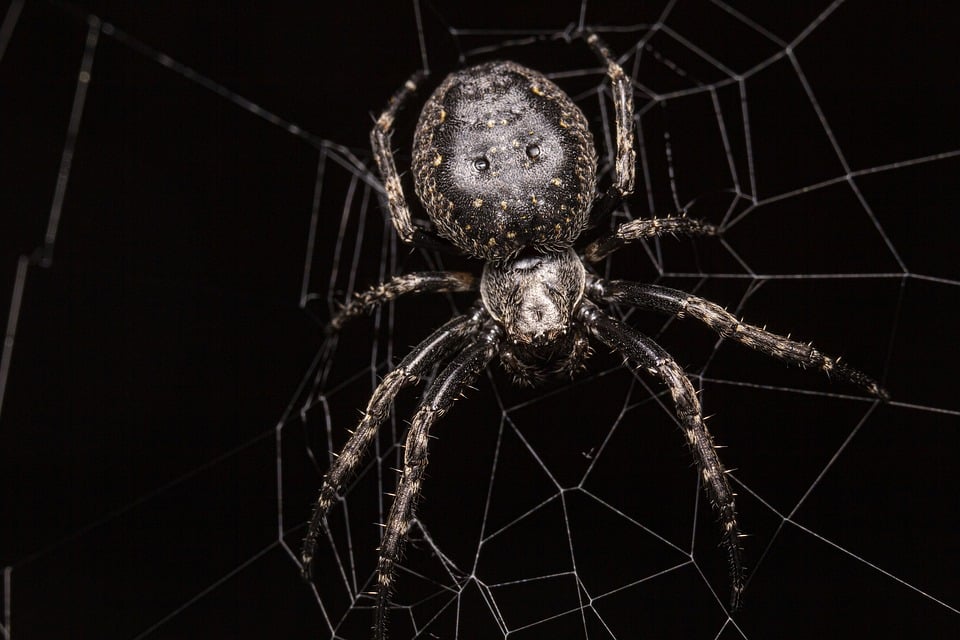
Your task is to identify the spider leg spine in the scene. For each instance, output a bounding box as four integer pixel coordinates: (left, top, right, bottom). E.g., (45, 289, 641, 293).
(374, 321, 501, 639)
(370, 70, 449, 252)
(329, 271, 477, 331)
(300, 313, 479, 579)
(583, 31, 635, 198)
(589, 278, 888, 399)
(559, 30, 636, 229)
(584, 214, 719, 263)
(579, 301, 745, 610)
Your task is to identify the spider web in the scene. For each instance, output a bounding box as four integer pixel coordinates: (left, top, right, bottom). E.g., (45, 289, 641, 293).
(1, 1, 958, 638)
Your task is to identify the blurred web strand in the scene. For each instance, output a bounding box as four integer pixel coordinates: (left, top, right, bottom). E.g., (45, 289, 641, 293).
(0, 9, 96, 421)
(1, 567, 9, 640)
(0, 0, 25, 63)
(0, 5, 378, 637)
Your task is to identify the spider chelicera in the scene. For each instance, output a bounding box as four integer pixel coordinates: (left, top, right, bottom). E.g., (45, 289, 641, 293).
(300, 32, 888, 637)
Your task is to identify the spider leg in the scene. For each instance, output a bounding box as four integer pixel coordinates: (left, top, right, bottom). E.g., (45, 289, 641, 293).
(370, 71, 449, 252)
(581, 32, 635, 223)
(575, 34, 718, 262)
(328, 271, 477, 332)
(300, 312, 481, 579)
(584, 214, 719, 263)
(588, 278, 888, 398)
(373, 321, 501, 639)
(578, 301, 745, 609)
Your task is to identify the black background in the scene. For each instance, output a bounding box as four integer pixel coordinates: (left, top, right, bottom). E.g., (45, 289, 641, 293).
(2, 1, 959, 638)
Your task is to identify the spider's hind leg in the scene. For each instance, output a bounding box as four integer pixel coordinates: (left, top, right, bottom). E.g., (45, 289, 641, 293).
(370, 71, 449, 252)
(572, 33, 719, 262)
(580, 32, 635, 214)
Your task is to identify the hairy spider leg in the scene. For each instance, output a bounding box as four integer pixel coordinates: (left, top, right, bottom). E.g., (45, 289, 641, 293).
(370, 71, 451, 253)
(580, 301, 745, 609)
(581, 32, 635, 224)
(327, 271, 477, 331)
(300, 313, 480, 579)
(584, 215, 720, 263)
(589, 279, 889, 399)
(373, 323, 501, 639)
(577, 34, 720, 262)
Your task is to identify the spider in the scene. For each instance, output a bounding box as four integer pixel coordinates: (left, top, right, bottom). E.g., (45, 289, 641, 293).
(300, 32, 888, 638)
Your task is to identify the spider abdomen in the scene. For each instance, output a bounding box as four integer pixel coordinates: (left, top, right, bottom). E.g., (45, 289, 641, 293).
(412, 62, 598, 260)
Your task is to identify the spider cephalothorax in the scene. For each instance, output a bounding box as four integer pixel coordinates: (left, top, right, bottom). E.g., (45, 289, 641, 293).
(302, 32, 888, 640)
(481, 248, 593, 383)
(412, 61, 597, 260)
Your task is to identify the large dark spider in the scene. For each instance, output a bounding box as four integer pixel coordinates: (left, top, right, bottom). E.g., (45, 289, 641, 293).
(300, 32, 887, 638)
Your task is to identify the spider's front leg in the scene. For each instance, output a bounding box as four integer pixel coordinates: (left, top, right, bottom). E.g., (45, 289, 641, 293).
(373, 322, 501, 639)
(579, 301, 746, 609)
(300, 313, 480, 579)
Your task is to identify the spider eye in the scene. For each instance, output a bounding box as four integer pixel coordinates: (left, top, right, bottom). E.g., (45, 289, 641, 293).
(473, 157, 490, 171)
(525, 144, 541, 160)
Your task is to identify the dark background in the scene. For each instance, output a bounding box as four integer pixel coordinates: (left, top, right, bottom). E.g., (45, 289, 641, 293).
(2, 1, 959, 638)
